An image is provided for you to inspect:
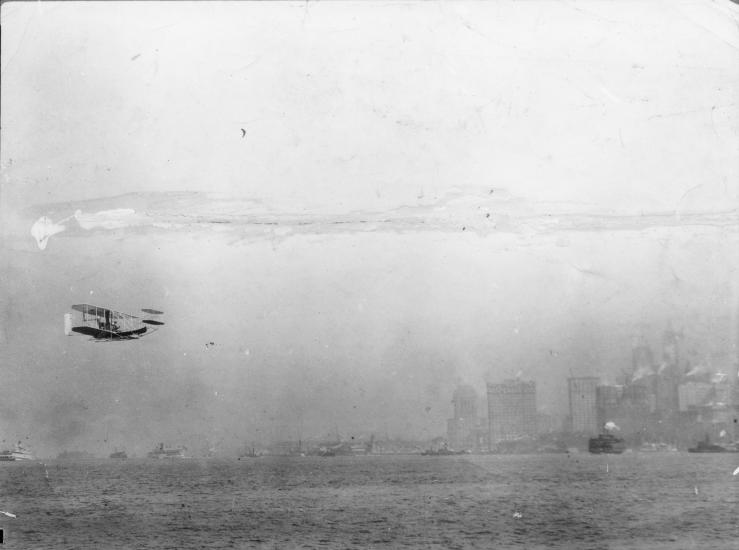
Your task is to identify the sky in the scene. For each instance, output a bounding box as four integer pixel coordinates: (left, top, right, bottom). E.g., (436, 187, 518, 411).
(1, 1, 738, 457)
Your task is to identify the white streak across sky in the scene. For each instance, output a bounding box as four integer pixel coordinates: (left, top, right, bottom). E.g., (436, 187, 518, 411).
(27, 190, 738, 250)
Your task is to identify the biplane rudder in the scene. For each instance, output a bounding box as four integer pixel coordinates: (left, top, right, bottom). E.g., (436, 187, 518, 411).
(64, 313, 73, 336)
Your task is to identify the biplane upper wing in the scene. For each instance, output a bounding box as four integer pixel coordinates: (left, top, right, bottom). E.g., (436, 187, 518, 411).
(71, 304, 139, 319)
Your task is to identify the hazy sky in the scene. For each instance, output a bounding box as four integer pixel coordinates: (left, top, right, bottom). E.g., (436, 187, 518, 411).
(1, 1, 737, 456)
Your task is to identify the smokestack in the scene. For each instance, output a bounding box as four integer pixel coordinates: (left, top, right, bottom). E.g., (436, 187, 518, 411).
(64, 313, 72, 336)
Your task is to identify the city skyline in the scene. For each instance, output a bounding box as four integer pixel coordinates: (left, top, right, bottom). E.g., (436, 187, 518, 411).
(448, 321, 738, 452)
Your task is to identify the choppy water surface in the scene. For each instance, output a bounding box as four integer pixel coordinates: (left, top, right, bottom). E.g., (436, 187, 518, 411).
(0, 453, 737, 549)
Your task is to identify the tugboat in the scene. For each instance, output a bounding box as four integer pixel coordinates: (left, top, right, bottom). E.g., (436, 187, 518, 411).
(688, 435, 738, 453)
(421, 443, 467, 456)
(109, 448, 128, 459)
(588, 433, 626, 454)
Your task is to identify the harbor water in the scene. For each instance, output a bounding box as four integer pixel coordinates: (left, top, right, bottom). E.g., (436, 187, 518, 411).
(1, 453, 737, 549)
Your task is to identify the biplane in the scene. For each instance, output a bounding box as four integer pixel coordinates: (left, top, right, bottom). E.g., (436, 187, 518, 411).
(65, 304, 165, 341)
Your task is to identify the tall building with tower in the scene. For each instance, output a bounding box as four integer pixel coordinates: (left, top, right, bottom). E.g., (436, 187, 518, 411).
(655, 326, 682, 418)
(452, 385, 477, 420)
(568, 377, 599, 434)
(486, 379, 537, 447)
(632, 337, 655, 370)
(446, 385, 485, 451)
(661, 326, 681, 370)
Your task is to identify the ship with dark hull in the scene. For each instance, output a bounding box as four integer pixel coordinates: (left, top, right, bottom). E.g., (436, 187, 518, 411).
(313, 442, 354, 457)
(421, 442, 467, 456)
(421, 447, 467, 456)
(688, 436, 739, 453)
(109, 449, 128, 459)
(588, 433, 626, 454)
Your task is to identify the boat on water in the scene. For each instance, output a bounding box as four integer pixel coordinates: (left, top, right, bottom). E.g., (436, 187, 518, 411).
(588, 433, 626, 454)
(237, 448, 261, 460)
(147, 443, 186, 459)
(421, 443, 467, 456)
(109, 449, 128, 459)
(638, 442, 678, 453)
(0, 441, 35, 461)
(688, 436, 739, 453)
(314, 442, 354, 457)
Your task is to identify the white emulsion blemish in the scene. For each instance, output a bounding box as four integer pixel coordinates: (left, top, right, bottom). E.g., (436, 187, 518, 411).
(31, 209, 139, 249)
(73, 208, 137, 230)
(30, 216, 68, 250)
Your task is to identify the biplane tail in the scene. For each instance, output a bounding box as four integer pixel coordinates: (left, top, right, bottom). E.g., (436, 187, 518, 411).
(141, 308, 164, 326)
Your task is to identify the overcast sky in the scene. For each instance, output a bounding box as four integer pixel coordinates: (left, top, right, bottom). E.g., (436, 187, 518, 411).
(1, 1, 737, 456)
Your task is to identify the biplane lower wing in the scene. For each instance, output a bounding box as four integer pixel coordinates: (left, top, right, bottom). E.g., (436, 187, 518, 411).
(71, 326, 147, 340)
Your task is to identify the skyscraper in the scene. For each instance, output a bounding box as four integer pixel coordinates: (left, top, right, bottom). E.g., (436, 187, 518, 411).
(655, 326, 682, 417)
(568, 377, 599, 434)
(632, 338, 655, 381)
(452, 385, 478, 420)
(486, 379, 537, 446)
(446, 385, 483, 451)
(661, 326, 681, 371)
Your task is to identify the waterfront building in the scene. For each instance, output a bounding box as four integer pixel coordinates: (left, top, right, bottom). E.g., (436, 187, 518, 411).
(678, 382, 713, 411)
(536, 412, 561, 435)
(486, 379, 537, 446)
(446, 385, 485, 451)
(568, 377, 599, 435)
(452, 385, 478, 420)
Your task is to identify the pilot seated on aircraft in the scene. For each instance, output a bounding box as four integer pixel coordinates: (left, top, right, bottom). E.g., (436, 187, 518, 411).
(97, 319, 118, 331)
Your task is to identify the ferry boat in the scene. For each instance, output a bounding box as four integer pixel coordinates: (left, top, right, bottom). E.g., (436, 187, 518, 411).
(147, 443, 186, 459)
(0, 441, 35, 461)
(588, 433, 626, 454)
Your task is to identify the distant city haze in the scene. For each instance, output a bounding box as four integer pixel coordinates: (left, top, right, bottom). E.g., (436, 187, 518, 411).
(1, 1, 737, 457)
